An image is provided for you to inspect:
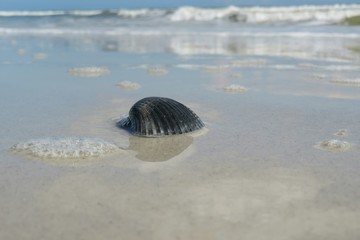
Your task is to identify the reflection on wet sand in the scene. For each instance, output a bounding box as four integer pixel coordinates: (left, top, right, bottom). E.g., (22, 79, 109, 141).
(95, 33, 358, 61)
(10, 32, 358, 61)
(127, 135, 193, 162)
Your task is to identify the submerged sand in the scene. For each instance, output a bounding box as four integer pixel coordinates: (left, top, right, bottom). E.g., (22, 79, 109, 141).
(1, 30, 360, 240)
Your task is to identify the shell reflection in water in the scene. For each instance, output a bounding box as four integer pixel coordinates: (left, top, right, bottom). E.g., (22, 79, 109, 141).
(118, 97, 204, 137)
(128, 135, 193, 162)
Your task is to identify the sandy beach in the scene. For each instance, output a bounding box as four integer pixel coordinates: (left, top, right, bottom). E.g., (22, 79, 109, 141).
(1, 5, 360, 239)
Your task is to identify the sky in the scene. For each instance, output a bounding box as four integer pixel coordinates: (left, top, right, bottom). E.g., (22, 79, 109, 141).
(0, 0, 358, 10)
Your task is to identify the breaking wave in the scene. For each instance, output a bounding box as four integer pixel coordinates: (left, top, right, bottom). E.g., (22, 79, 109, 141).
(0, 8, 169, 19)
(169, 4, 360, 23)
(0, 4, 359, 24)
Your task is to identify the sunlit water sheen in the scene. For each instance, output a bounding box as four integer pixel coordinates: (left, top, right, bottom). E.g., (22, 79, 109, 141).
(0, 5, 360, 240)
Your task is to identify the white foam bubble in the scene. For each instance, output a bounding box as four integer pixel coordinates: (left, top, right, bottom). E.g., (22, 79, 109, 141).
(314, 139, 351, 152)
(32, 53, 48, 59)
(11, 137, 119, 159)
(67, 67, 109, 77)
(222, 84, 248, 93)
(147, 67, 168, 76)
(117, 81, 141, 90)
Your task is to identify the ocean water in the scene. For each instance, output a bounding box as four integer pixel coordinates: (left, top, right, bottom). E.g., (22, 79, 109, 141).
(1, 4, 360, 240)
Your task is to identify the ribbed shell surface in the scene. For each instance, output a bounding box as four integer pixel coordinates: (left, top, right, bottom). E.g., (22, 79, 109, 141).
(119, 97, 204, 137)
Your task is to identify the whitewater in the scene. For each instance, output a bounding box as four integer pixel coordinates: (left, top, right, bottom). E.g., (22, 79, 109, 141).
(0, 4, 359, 23)
(0, 4, 358, 41)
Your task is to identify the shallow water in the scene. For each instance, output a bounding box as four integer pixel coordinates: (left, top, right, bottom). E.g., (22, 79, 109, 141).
(1, 8, 360, 239)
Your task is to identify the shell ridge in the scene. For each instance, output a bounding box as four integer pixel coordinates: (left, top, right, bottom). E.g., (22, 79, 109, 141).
(157, 98, 183, 135)
(130, 104, 146, 135)
(162, 99, 189, 134)
(149, 99, 172, 135)
(166, 100, 189, 133)
(167, 99, 198, 133)
(142, 103, 155, 136)
(155, 98, 183, 135)
(148, 102, 162, 135)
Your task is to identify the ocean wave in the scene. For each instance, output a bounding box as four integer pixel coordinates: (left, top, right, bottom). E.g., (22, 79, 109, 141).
(0, 9, 164, 18)
(68, 10, 104, 16)
(0, 10, 66, 17)
(170, 4, 360, 23)
(114, 9, 169, 18)
(0, 4, 359, 24)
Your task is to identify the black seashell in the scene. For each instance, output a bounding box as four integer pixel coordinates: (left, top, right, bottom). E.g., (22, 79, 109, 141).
(118, 97, 204, 137)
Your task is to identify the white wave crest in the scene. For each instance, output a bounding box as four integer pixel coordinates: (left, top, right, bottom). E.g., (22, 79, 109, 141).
(0, 4, 359, 24)
(115, 9, 165, 18)
(67, 67, 110, 77)
(0, 9, 167, 18)
(68, 10, 104, 16)
(170, 4, 360, 23)
(0, 10, 66, 17)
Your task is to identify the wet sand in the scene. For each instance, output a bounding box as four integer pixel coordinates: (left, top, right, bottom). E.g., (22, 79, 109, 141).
(1, 33, 360, 240)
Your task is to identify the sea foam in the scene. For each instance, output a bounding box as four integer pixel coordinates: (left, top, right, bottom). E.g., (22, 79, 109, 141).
(32, 53, 48, 59)
(1, 4, 359, 24)
(67, 67, 109, 77)
(147, 67, 168, 76)
(314, 139, 351, 152)
(169, 4, 360, 23)
(223, 84, 248, 93)
(11, 137, 119, 159)
(117, 81, 141, 90)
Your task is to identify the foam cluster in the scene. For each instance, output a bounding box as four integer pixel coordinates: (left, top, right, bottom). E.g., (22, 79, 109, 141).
(147, 67, 168, 76)
(117, 81, 141, 90)
(223, 84, 248, 93)
(314, 139, 351, 152)
(67, 67, 109, 77)
(12, 137, 119, 159)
